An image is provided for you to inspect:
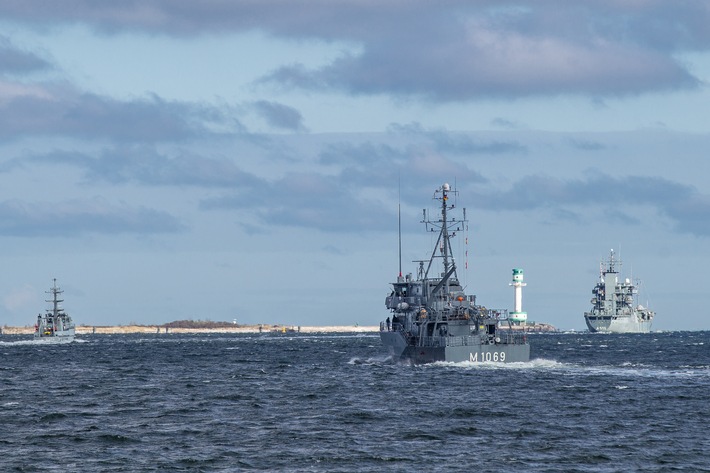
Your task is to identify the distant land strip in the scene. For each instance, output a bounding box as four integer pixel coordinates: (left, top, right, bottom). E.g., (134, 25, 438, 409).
(2, 318, 557, 335)
(1, 324, 379, 335)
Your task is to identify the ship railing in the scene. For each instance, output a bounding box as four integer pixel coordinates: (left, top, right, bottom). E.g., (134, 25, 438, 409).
(488, 308, 510, 319)
(386, 295, 423, 306)
(419, 335, 475, 347)
(380, 321, 410, 335)
(495, 331, 527, 344)
(420, 332, 526, 347)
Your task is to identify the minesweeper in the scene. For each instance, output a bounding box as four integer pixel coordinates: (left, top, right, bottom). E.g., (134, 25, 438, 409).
(380, 183, 530, 363)
(34, 279, 75, 342)
(584, 250, 654, 333)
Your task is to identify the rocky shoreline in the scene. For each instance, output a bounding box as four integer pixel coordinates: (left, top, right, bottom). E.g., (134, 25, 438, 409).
(505, 322, 558, 333)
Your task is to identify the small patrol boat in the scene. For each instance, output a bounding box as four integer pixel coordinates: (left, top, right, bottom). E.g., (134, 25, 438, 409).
(584, 250, 654, 333)
(380, 183, 530, 363)
(34, 279, 75, 342)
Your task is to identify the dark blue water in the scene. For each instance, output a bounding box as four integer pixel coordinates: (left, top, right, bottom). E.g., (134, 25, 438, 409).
(1, 331, 709, 472)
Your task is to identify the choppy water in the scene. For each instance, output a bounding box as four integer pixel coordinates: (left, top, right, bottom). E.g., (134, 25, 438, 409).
(1, 331, 709, 472)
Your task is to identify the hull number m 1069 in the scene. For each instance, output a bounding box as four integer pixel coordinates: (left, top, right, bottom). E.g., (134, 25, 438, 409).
(469, 351, 506, 362)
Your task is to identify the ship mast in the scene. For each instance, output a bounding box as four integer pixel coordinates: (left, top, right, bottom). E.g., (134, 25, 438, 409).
(422, 183, 466, 292)
(398, 192, 402, 280)
(442, 184, 450, 276)
(45, 278, 64, 318)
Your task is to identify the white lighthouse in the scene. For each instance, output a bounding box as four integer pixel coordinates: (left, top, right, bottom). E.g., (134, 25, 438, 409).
(509, 268, 527, 325)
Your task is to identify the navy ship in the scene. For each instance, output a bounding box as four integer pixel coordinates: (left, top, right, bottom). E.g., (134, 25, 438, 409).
(380, 183, 530, 363)
(34, 279, 75, 342)
(584, 250, 654, 333)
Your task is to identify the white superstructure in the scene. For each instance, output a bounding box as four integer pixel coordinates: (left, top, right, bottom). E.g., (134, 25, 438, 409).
(583, 250, 654, 333)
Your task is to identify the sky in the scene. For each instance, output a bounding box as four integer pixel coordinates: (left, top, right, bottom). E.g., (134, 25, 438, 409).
(1, 1, 710, 331)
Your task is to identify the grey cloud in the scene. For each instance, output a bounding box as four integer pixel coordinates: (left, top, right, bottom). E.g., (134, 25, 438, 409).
(663, 195, 710, 237)
(387, 123, 527, 155)
(473, 172, 710, 237)
(606, 209, 641, 226)
(318, 142, 408, 168)
(252, 100, 306, 131)
(6, 1, 708, 51)
(0, 198, 184, 237)
(2, 1, 708, 100)
(0, 36, 51, 74)
(0, 89, 232, 143)
(474, 173, 692, 210)
(318, 141, 487, 189)
(29, 147, 259, 188)
(568, 138, 607, 151)
(256, 2, 706, 100)
(259, 63, 322, 91)
(265, 32, 697, 100)
(425, 131, 527, 155)
(545, 208, 582, 224)
(490, 118, 523, 130)
(201, 152, 486, 233)
(202, 172, 395, 233)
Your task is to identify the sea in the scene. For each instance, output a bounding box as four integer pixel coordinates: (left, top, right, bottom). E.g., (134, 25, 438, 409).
(1, 331, 708, 472)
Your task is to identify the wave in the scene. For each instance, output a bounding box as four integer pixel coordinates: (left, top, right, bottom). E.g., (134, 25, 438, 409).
(348, 355, 392, 365)
(424, 357, 710, 379)
(430, 357, 566, 370)
(0, 337, 83, 346)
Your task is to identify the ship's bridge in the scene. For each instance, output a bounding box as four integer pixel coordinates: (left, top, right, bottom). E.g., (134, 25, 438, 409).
(386, 279, 424, 311)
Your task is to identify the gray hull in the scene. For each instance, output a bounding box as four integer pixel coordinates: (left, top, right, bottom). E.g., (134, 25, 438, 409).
(380, 331, 530, 364)
(584, 314, 652, 333)
(35, 327, 75, 342)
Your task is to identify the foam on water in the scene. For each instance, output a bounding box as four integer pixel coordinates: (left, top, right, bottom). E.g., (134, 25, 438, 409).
(431, 357, 565, 370)
(0, 337, 84, 346)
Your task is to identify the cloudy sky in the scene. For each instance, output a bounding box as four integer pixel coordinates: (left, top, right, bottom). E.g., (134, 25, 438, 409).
(1, 1, 709, 331)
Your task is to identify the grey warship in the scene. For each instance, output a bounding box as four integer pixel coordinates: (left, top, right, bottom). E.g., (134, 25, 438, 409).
(34, 279, 75, 342)
(380, 183, 530, 363)
(584, 250, 654, 333)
